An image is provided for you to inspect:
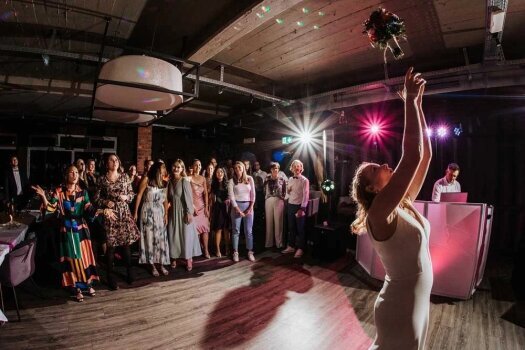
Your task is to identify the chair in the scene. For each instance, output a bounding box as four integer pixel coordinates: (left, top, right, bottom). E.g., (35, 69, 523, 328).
(0, 239, 36, 321)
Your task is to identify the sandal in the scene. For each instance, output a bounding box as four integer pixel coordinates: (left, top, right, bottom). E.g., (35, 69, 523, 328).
(75, 288, 84, 302)
(216, 251, 222, 258)
(186, 259, 193, 272)
(87, 287, 96, 297)
(160, 266, 169, 276)
(151, 264, 160, 277)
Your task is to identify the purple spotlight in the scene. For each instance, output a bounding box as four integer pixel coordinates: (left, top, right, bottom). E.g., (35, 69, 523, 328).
(426, 128, 433, 137)
(437, 126, 448, 138)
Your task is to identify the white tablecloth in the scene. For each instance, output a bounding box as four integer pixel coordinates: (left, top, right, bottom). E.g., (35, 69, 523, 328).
(0, 222, 29, 323)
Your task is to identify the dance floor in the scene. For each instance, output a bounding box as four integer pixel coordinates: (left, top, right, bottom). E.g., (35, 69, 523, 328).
(0, 250, 523, 349)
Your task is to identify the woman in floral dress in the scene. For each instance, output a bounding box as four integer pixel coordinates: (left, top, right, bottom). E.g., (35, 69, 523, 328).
(134, 161, 170, 276)
(94, 153, 140, 290)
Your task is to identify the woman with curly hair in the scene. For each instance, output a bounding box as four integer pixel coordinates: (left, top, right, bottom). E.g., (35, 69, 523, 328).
(94, 153, 140, 290)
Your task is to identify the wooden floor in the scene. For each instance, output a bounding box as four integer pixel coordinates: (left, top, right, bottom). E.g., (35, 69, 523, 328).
(0, 250, 524, 350)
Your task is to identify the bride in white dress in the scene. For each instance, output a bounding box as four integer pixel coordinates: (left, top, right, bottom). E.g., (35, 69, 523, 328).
(351, 67, 433, 350)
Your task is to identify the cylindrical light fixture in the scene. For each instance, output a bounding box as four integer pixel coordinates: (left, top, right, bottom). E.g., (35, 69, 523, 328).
(93, 109, 157, 124)
(95, 55, 183, 111)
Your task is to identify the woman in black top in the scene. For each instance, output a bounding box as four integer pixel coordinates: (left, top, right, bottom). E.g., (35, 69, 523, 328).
(210, 167, 231, 257)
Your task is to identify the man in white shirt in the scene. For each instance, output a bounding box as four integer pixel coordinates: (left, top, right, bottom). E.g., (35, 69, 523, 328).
(252, 161, 267, 193)
(432, 163, 461, 202)
(282, 159, 309, 258)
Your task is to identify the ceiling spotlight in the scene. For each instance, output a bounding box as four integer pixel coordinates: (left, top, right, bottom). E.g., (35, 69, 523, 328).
(453, 123, 463, 136)
(299, 131, 312, 144)
(437, 126, 448, 138)
(42, 54, 50, 66)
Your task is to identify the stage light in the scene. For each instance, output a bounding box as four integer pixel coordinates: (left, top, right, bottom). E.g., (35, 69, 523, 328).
(369, 124, 381, 135)
(299, 131, 312, 144)
(437, 126, 448, 138)
(453, 123, 463, 136)
(426, 128, 433, 137)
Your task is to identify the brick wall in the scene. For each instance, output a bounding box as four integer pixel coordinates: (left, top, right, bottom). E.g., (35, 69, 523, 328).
(137, 125, 152, 174)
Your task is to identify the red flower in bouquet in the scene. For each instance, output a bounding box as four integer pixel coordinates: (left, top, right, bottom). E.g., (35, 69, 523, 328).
(363, 8, 406, 60)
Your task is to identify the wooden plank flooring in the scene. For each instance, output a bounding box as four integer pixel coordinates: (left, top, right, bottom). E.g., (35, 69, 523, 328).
(0, 251, 523, 349)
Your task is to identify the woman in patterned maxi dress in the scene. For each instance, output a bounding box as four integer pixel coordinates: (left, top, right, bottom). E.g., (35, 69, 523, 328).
(33, 165, 114, 302)
(134, 161, 170, 276)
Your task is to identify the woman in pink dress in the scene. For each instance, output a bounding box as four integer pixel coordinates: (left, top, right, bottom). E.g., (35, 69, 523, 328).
(190, 159, 210, 259)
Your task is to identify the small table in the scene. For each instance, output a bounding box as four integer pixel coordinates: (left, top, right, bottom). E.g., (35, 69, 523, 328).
(0, 213, 35, 323)
(311, 223, 347, 261)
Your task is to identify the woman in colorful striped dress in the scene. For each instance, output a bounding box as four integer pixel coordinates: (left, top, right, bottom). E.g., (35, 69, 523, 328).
(33, 165, 114, 302)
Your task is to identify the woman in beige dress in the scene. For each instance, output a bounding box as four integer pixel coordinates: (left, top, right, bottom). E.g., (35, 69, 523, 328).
(189, 159, 210, 259)
(351, 68, 432, 350)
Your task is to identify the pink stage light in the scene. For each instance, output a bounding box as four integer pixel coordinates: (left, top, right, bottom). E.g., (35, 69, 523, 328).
(437, 126, 448, 138)
(369, 124, 381, 135)
(426, 128, 433, 137)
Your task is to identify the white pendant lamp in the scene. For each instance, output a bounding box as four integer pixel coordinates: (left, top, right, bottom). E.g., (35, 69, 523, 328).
(93, 108, 157, 124)
(95, 55, 183, 111)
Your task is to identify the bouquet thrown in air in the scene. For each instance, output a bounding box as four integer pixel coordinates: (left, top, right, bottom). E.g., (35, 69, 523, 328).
(362, 8, 406, 61)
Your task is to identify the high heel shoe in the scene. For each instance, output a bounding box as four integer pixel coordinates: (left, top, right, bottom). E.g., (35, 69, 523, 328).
(160, 265, 169, 276)
(87, 287, 96, 297)
(186, 259, 193, 272)
(75, 288, 84, 302)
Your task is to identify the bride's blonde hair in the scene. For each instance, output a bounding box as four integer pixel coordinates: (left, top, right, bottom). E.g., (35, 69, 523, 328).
(351, 162, 411, 234)
(350, 163, 376, 234)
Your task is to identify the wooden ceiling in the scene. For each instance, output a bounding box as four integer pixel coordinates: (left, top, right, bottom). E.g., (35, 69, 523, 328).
(0, 0, 524, 127)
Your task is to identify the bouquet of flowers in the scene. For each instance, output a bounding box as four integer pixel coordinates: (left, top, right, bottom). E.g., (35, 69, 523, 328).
(362, 8, 406, 61)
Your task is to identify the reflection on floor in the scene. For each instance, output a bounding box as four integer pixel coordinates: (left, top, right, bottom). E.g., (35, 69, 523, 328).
(0, 250, 523, 350)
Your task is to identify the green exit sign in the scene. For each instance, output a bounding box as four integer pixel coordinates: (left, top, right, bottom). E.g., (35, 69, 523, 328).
(282, 136, 293, 144)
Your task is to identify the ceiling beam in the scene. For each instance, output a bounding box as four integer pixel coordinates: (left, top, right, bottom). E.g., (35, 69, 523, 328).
(295, 60, 525, 113)
(188, 0, 304, 64)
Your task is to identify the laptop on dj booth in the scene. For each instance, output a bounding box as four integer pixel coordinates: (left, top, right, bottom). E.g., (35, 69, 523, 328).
(440, 192, 468, 203)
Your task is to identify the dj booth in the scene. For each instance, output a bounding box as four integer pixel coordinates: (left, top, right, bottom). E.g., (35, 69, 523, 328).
(356, 201, 494, 300)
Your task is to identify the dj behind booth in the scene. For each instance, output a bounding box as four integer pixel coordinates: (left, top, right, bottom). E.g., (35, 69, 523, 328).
(357, 190, 494, 300)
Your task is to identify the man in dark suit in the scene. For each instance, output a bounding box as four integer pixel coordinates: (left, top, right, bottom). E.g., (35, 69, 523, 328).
(4, 155, 30, 210)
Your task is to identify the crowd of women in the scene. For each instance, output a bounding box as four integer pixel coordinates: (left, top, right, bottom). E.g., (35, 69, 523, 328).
(31, 154, 310, 303)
